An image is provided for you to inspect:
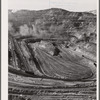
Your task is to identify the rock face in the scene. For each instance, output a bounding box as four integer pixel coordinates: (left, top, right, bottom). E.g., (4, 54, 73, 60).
(8, 8, 96, 43)
(8, 35, 95, 81)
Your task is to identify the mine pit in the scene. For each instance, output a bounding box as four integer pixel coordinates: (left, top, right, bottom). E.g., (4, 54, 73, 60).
(8, 35, 96, 81)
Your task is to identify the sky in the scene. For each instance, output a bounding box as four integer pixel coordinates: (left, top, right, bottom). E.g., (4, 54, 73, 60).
(8, 0, 97, 12)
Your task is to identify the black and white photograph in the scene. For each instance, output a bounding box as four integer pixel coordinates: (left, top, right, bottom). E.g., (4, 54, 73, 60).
(7, 0, 98, 100)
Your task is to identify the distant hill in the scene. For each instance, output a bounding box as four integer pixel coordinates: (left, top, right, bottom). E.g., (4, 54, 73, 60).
(89, 10, 96, 15)
(8, 8, 96, 43)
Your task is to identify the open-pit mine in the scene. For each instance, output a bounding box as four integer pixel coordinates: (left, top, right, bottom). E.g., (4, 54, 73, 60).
(8, 8, 97, 100)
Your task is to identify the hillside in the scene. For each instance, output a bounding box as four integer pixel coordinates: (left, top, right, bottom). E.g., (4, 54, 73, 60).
(8, 8, 96, 42)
